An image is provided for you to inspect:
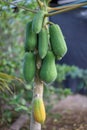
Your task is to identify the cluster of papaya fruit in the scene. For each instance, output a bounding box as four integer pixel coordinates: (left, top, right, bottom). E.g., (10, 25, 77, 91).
(23, 9, 67, 84)
(23, 7, 67, 124)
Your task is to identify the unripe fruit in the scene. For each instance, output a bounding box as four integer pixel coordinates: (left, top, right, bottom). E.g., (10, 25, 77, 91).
(40, 51, 57, 83)
(32, 10, 45, 33)
(23, 52, 36, 83)
(49, 24, 67, 60)
(38, 27, 48, 59)
(25, 21, 37, 51)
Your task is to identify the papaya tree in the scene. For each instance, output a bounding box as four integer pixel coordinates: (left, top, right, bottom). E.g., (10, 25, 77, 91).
(22, 1, 87, 130)
(1, 0, 87, 130)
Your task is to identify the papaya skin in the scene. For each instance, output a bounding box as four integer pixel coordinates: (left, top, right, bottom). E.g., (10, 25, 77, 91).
(23, 52, 36, 83)
(24, 21, 37, 51)
(40, 51, 57, 83)
(49, 24, 67, 59)
(32, 10, 45, 34)
(38, 27, 48, 59)
(33, 97, 46, 124)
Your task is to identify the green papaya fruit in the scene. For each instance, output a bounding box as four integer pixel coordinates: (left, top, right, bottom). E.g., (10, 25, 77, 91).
(49, 24, 67, 60)
(23, 52, 36, 83)
(38, 27, 48, 59)
(32, 10, 45, 33)
(25, 21, 37, 51)
(40, 51, 57, 83)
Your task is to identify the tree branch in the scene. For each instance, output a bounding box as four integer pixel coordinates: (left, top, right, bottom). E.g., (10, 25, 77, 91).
(2, 0, 37, 13)
(46, 2, 87, 16)
(48, 2, 87, 12)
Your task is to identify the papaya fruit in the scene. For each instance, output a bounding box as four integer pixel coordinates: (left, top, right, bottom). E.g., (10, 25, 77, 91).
(24, 21, 37, 51)
(32, 10, 45, 33)
(33, 97, 46, 124)
(23, 52, 36, 83)
(40, 51, 57, 83)
(49, 24, 67, 59)
(38, 27, 48, 59)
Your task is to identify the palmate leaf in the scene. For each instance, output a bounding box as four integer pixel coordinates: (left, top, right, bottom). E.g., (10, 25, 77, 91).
(0, 72, 24, 94)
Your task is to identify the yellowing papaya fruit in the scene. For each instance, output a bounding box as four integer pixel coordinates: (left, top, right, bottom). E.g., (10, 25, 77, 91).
(49, 24, 67, 60)
(38, 27, 48, 59)
(25, 21, 37, 51)
(32, 10, 45, 33)
(33, 97, 46, 124)
(40, 51, 57, 83)
(23, 52, 36, 83)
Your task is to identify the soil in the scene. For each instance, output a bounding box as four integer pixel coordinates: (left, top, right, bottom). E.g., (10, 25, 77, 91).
(44, 94, 87, 130)
(0, 94, 87, 130)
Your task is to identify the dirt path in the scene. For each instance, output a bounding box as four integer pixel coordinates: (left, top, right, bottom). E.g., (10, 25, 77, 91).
(44, 94, 87, 130)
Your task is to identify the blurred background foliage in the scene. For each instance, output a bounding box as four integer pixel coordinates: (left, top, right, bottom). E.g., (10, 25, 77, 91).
(0, 0, 38, 125)
(0, 0, 37, 76)
(0, 0, 87, 126)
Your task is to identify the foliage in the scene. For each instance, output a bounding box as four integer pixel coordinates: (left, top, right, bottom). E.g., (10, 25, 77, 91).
(56, 64, 82, 82)
(0, 0, 38, 125)
(0, 0, 37, 77)
(56, 64, 87, 92)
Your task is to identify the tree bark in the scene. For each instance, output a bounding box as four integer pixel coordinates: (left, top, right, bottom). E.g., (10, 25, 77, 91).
(30, 78, 43, 130)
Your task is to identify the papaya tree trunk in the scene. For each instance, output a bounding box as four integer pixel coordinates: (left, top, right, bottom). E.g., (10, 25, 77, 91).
(30, 1, 47, 129)
(30, 77, 43, 130)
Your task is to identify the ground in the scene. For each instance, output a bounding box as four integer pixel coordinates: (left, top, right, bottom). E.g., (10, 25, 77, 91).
(44, 94, 87, 130)
(0, 94, 87, 130)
